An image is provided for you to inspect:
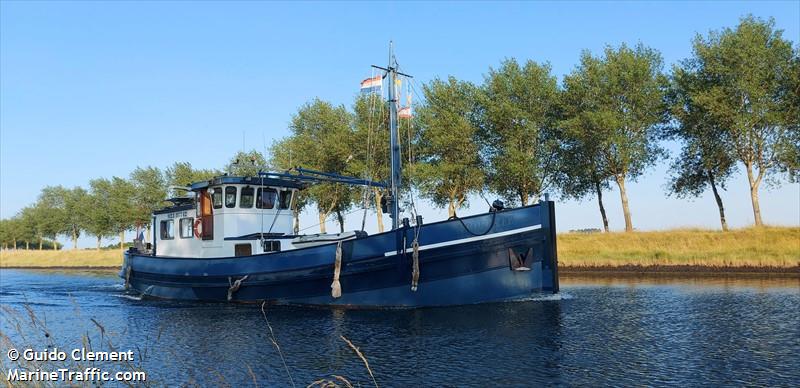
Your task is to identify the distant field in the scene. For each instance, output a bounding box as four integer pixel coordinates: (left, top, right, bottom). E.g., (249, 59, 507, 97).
(0, 249, 122, 268)
(0, 227, 798, 270)
(558, 226, 799, 269)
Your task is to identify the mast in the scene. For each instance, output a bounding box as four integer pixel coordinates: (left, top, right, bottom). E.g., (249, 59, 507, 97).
(373, 42, 411, 230)
(387, 42, 401, 230)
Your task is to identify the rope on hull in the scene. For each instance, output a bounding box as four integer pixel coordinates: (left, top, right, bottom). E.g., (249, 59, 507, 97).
(331, 241, 343, 298)
(123, 265, 132, 290)
(411, 239, 420, 291)
(227, 275, 249, 301)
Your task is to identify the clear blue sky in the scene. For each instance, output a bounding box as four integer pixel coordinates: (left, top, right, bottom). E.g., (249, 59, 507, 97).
(1, 1, 798, 247)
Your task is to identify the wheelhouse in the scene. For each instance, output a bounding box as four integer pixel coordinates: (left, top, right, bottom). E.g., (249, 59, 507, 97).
(152, 176, 304, 258)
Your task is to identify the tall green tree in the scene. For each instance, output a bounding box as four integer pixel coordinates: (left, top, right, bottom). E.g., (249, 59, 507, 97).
(8, 216, 29, 249)
(226, 150, 268, 177)
(16, 209, 38, 249)
(34, 187, 71, 250)
(0, 220, 9, 249)
(86, 179, 114, 249)
(667, 67, 737, 231)
(61, 187, 90, 249)
(476, 59, 562, 206)
(556, 133, 614, 232)
(351, 93, 391, 232)
(279, 98, 357, 233)
(415, 77, 484, 217)
(109, 177, 136, 250)
(680, 16, 798, 226)
(561, 44, 669, 232)
(20, 205, 46, 250)
(269, 140, 308, 234)
(130, 166, 168, 241)
(165, 162, 220, 187)
(86, 178, 134, 250)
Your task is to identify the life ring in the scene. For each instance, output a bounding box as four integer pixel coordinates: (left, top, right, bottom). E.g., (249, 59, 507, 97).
(193, 218, 203, 239)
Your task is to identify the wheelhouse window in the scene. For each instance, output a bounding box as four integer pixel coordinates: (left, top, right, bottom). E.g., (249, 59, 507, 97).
(279, 190, 291, 209)
(179, 217, 193, 239)
(240, 187, 254, 208)
(225, 186, 237, 208)
(256, 188, 277, 209)
(160, 219, 174, 240)
(212, 187, 222, 209)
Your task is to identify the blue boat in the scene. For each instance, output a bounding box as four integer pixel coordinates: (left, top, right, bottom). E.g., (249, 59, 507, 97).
(120, 45, 559, 307)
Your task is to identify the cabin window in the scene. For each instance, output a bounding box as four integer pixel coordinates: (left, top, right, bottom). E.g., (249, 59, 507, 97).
(261, 240, 281, 252)
(212, 187, 223, 209)
(179, 217, 193, 239)
(256, 188, 277, 209)
(160, 220, 174, 240)
(235, 243, 252, 257)
(225, 186, 237, 208)
(279, 190, 291, 209)
(240, 187, 254, 208)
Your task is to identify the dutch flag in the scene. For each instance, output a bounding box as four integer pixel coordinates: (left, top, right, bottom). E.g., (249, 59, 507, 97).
(360, 76, 382, 94)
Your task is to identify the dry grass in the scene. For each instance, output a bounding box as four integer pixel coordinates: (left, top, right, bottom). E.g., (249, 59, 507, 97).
(558, 226, 800, 268)
(1, 227, 797, 269)
(0, 249, 122, 268)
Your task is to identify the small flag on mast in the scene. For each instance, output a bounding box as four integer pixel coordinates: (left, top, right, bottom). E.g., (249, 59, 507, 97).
(360, 76, 382, 94)
(399, 88, 412, 118)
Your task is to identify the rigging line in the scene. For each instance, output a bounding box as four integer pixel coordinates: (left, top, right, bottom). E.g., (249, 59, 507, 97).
(265, 190, 284, 236)
(260, 132, 268, 244)
(361, 68, 378, 231)
(259, 175, 265, 243)
(297, 206, 366, 233)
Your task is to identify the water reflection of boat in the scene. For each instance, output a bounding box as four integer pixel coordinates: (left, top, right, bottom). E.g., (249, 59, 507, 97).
(120, 46, 559, 307)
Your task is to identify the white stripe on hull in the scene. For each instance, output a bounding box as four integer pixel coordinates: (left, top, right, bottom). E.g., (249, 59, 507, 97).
(383, 224, 542, 257)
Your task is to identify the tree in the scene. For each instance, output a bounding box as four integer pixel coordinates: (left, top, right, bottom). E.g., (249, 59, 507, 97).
(0, 219, 9, 249)
(130, 166, 168, 241)
(681, 16, 798, 225)
(475, 59, 562, 206)
(34, 187, 71, 250)
(280, 99, 357, 233)
(557, 132, 615, 232)
(61, 187, 90, 249)
(85, 178, 136, 250)
(16, 209, 38, 249)
(351, 93, 391, 232)
(415, 77, 484, 217)
(165, 162, 220, 188)
(7, 217, 27, 249)
(269, 140, 307, 234)
(109, 177, 136, 251)
(86, 179, 113, 249)
(561, 44, 669, 232)
(19, 205, 46, 250)
(226, 150, 268, 177)
(667, 67, 737, 231)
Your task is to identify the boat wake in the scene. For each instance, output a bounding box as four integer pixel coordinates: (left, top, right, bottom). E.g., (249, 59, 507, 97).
(113, 293, 145, 301)
(514, 292, 574, 303)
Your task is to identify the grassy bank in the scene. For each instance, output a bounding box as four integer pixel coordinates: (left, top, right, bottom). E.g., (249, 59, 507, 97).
(0, 227, 798, 270)
(558, 226, 799, 269)
(0, 249, 122, 268)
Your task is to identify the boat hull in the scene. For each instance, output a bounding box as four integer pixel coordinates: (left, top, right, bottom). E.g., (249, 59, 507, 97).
(121, 202, 559, 307)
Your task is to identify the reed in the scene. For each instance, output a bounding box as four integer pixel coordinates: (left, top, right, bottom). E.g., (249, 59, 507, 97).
(558, 226, 800, 268)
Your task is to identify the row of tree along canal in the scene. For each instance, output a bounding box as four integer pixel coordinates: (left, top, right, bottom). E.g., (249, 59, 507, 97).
(0, 15, 797, 250)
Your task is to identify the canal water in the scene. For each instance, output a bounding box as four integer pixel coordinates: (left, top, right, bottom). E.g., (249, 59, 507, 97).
(1, 269, 798, 386)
